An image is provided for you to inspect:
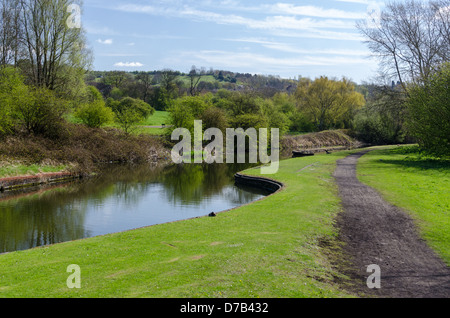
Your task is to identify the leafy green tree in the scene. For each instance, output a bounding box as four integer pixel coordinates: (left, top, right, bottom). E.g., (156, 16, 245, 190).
(353, 85, 408, 144)
(295, 77, 365, 131)
(74, 86, 114, 128)
(0, 66, 29, 135)
(406, 63, 450, 156)
(108, 97, 154, 134)
(15, 87, 68, 137)
(201, 106, 228, 132)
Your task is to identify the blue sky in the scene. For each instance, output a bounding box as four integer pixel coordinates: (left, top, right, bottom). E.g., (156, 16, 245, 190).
(82, 0, 386, 83)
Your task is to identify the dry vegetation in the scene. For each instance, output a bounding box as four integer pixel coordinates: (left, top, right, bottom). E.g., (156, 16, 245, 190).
(0, 123, 170, 175)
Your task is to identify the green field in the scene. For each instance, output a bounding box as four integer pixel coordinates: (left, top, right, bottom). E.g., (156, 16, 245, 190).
(65, 110, 171, 136)
(357, 146, 450, 264)
(139, 111, 170, 126)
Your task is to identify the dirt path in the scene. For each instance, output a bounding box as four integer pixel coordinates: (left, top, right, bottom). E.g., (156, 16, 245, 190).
(333, 150, 450, 298)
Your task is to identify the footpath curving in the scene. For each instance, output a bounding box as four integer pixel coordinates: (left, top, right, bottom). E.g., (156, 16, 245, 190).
(334, 150, 450, 298)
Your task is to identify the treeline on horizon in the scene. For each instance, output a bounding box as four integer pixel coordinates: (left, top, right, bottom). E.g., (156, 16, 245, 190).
(0, 0, 448, 161)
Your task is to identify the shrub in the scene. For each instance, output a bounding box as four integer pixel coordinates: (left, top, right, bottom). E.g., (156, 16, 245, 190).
(406, 63, 450, 157)
(74, 100, 114, 128)
(201, 106, 228, 132)
(15, 87, 68, 138)
(0, 67, 30, 136)
(108, 97, 154, 134)
(74, 86, 114, 128)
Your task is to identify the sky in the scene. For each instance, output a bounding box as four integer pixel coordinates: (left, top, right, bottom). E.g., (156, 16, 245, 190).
(82, 0, 387, 83)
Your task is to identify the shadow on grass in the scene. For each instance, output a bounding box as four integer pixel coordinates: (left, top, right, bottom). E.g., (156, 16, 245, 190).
(364, 146, 450, 171)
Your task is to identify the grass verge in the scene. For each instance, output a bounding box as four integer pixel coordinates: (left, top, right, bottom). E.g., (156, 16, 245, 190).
(357, 146, 450, 265)
(0, 162, 69, 178)
(0, 151, 357, 298)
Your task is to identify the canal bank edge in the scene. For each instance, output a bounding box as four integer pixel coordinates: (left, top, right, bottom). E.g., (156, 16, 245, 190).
(234, 173, 284, 194)
(0, 172, 83, 192)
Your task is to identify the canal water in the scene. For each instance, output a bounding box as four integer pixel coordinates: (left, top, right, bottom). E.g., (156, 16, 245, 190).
(0, 163, 270, 253)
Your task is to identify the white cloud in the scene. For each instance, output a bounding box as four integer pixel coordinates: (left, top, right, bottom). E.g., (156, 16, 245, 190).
(97, 38, 113, 45)
(225, 38, 371, 56)
(115, 3, 363, 38)
(164, 50, 372, 71)
(114, 62, 144, 67)
(266, 4, 366, 20)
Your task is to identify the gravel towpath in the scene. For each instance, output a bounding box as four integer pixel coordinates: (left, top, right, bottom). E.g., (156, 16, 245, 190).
(333, 150, 450, 298)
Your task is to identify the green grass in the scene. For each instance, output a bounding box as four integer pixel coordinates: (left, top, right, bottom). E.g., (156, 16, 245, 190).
(66, 111, 171, 136)
(0, 151, 358, 298)
(0, 163, 68, 178)
(357, 146, 450, 265)
(139, 111, 170, 126)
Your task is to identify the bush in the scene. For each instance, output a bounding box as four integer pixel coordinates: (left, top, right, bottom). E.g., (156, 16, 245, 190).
(74, 86, 114, 128)
(108, 97, 154, 134)
(289, 112, 315, 133)
(15, 87, 68, 138)
(74, 100, 114, 128)
(0, 67, 30, 136)
(201, 106, 228, 132)
(353, 111, 397, 145)
(406, 63, 450, 157)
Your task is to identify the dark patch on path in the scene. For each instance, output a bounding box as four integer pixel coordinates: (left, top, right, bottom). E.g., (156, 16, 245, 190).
(333, 150, 450, 298)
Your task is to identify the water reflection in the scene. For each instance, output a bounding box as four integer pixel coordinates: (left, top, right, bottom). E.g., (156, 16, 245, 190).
(0, 163, 269, 253)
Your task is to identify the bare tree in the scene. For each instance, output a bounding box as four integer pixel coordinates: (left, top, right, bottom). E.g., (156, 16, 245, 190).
(357, 0, 450, 87)
(432, 0, 450, 61)
(188, 65, 204, 96)
(18, 0, 91, 90)
(0, 0, 22, 66)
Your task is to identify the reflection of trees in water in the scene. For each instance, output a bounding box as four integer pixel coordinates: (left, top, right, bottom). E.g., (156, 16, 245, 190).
(0, 186, 89, 253)
(159, 163, 262, 206)
(0, 162, 267, 253)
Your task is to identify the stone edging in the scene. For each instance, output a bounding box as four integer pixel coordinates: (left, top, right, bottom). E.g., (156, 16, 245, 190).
(0, 172, 81, 192)
(234, 173, 284, 194)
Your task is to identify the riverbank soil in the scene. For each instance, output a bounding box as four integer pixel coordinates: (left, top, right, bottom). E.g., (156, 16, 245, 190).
(334, 150, 450, 298)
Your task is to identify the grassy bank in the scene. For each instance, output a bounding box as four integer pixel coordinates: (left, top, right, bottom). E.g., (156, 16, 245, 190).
(357, 146, 450, 265)
(0, 151, 357, 298)
(0, 161, 69, 178)
(0, 123, 170, 176)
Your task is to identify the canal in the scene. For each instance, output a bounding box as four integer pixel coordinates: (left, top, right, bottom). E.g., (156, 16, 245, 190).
(0, 163, 270, 253)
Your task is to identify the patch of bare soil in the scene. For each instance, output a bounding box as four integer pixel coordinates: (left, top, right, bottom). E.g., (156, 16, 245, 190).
(333, 150, 450, 298)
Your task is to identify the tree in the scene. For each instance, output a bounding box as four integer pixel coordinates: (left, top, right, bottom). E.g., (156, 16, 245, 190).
(357, 0, 450, 87)
(353, 85, 408, 144)
(295, 77, 365, 131)
(159, 69, 178, 98)
(406, 62, 450, 156)
(102, 71, 131, 89)
(188, 65, 203, 96)
(108, 97, 154, 135)
(135, 71, 153, 102)
(15, 86, 68, 137)
(0, 66, 29, 135)
(18, 0, 92, 91)
(74, 86, 114, 128)
(0, 0, 22, 66)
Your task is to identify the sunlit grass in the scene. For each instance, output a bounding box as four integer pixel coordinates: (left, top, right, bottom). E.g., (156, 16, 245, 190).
(0, 151, 357, 298)
(0, 162, 68, 178)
